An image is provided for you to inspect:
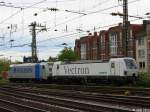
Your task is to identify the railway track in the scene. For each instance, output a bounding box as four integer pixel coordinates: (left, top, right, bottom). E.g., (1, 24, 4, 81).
(2, 85, 150, 108)
(0, 97, 48, 112)
(0, 106, 17, 112)
(0, 85, 135, 112)
(0, 91, 81, 112)
(8, 83, 150, 96)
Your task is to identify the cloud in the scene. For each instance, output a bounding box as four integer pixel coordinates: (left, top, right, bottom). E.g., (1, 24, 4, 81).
(0, 0, 149, 62)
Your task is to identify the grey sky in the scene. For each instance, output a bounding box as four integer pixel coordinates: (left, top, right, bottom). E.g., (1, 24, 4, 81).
(0, 0, 149, 61)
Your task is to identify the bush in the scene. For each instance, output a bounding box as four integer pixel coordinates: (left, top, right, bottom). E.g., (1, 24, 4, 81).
(0, 60, 9, 73)
(136, 73, 150, 87)
(0, 78, 9, 84)
(0, 75, 8, 85)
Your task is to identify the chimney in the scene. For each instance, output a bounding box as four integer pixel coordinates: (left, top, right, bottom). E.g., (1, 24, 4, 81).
(94, 32, 97, 36)
(88, 33, 92, 35)
(143, 20, 150, 28)
(118, 23, 122, 27)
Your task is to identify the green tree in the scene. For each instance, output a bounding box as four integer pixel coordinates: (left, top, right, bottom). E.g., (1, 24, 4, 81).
(47, 56, 57, 62)
(57, 47, 78, 61)
(0, 59, 10, 73)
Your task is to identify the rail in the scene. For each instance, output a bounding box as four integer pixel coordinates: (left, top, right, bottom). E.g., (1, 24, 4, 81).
(0, 86, 134, 112)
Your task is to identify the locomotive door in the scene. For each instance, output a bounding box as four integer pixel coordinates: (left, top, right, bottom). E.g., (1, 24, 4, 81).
(42, 65, 46, 79)
(119, 62, 124, 76)
(35, 64, 40, 80)
(110, 62, 115, 75)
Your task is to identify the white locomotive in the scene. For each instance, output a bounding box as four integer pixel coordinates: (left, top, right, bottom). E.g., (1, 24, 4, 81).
(9, 57, 138, 83)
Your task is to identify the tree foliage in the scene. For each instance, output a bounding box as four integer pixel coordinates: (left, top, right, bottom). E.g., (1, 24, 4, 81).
(47, 56, 57, 62)
(57, 47, 78, 61)
(0, 59, 10, 73)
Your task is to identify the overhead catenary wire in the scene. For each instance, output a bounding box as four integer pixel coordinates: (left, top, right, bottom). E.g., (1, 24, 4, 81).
(0, 0, 139, 34)
(0, 20, 143, 59)
(0, 0, 144, 57)
(0, 3, 23, 9)
(17, 0, 115, 31)
(0, 32, 84, 52)
(0, 0, 47, 25)
(0, 0, 48, 48)
(87, 0, 140, 15)
(45, 0, 140, 30)
(0, 7, 144, 47)
(0, 16, 146, 59)
(1, 11, 146, 51)
(0, 14, 147, 53)
(0, 0, 140, 32)
(0, 0, 122, 45)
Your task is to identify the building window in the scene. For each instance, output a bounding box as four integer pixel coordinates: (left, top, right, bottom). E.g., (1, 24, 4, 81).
(92, 42, 97, 49)
(110, 33, 117, 56)
(139, 62, 145, 69)
(139, 62, 142, 68)
(128, 37, 133, 47)
(143, 62, 145, 68)
(138, 37, 144, 46)
(119, 32, 122, 47)
(128, 51, 133, 57)
(100, 35, 105, 49)
(148, 41, 150, 49)
(80, 43, 86, 60)
(130, 30, 132, 38)
(87, 43, 90, 51)
(138, 49, 145, 58)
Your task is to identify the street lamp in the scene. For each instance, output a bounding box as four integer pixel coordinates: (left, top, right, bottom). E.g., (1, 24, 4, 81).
(145, 13, 150, 15)
(61, 43, 67, 46)
(145, 13, 150, 20)
(10, 56, 12, 64)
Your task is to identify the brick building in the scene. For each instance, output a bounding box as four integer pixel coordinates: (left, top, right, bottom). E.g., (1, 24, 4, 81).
(98, 30, 109, 60)
(108, 23, 143, 59)
(75, 22, 143, 60)
(90, 32, 99, 60)
(108, 24, 123, 58)
(136, 20, 150, 72)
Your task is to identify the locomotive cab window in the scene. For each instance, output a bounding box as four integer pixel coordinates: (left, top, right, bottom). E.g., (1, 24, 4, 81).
(49, 68, 52, 71)
(42, 65, 45, 69)
(57, 65, 59, 69)
(124, 59, 137, 69)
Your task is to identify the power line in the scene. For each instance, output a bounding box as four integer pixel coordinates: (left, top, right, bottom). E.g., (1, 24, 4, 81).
(0, 14, 145, 53)
(0, 3, 23, 9)
(45, 0, 139, 30)
(0, 0, 47, 25)
(4, 0, 138, 34)
(0, 0, 47, 48)
(1, 13, 146, 51)
(0, 32, 85, 51)
(0, 0, 142, 52)
(0, 0, 139, 31)
(83, 0, 112, 11)
(87, 0, 140, 15)
(27, 0, 117, 31)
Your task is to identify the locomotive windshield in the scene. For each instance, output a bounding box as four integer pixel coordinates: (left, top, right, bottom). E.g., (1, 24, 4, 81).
(124, 59, 137, 69)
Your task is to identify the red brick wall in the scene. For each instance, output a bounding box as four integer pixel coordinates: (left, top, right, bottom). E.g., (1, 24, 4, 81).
(74, 23, 143, 60)
(98, 30, 109, 60)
